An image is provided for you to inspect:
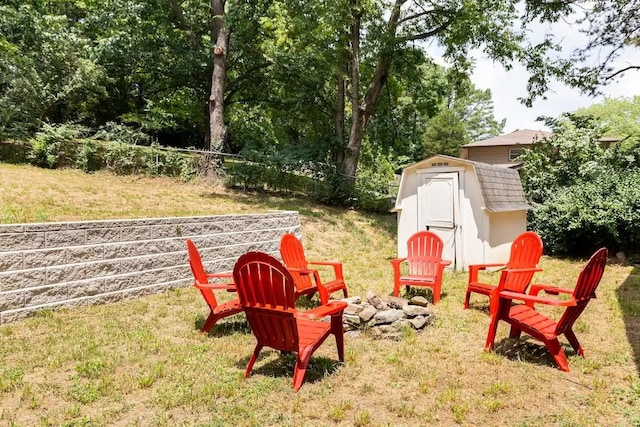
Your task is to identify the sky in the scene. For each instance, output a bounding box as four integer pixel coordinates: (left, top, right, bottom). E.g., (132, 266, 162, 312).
(429, 12, 640, 133)
(472, 51, 640, 133)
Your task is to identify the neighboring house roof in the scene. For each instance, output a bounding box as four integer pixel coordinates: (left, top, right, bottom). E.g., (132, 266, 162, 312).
(462, 129, 553, 148)
(394, 155, 531, 213)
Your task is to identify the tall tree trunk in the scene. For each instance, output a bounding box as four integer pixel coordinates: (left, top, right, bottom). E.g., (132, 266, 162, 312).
(334, 43, 347, 168)
(339, 0, 403, 180)
(208, 0, 228, 153)
(340, 1, 361, 185)
(200, 0, 229, 179)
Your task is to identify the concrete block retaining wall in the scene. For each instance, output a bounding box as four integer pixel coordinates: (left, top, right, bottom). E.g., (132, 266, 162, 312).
(0, 211, 301, 325)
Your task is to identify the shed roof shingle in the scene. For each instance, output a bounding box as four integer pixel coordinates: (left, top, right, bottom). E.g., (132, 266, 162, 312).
(472, 161, 531, 212)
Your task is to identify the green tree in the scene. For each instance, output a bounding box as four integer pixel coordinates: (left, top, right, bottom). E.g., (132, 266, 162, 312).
(566, 0, 640, 92)
(422, 72, 504, 158)
(573, 96, 640, 139)
(519, 114, 640, 256)
(0, 3, 108, 137)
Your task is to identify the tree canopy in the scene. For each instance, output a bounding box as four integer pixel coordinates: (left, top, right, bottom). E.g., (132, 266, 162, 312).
(1, 0, 637, 205)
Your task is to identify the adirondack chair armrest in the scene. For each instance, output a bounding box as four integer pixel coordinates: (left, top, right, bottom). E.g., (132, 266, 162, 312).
(468, 263, 506, 283)
(287, 267, 315, 276)
(528, 283, 574, 297)
(194, 281, 236, 292)
(296, 301, 348, 319)
(390, 258, 407, 272)
(440, 260, 452, 268)
(502, 267, 543, 274)
(498, 290, 577, 307)
(206, 272, 233, 279)
(309, 260, 344, 279)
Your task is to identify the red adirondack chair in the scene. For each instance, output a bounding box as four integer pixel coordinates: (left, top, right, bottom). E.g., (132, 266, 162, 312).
(464, 231, 543, 314)
(279, 233, 349, 304)
(484, 247, 608, 372)
(186, 239, 242, 333)
(391, 231, 451, 303)
(233, 251, 347, 391)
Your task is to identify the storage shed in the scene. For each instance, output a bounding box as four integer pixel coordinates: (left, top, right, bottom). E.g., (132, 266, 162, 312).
(392, 155, 531, 270)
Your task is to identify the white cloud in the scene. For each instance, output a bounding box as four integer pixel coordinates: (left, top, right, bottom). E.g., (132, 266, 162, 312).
(470, 19, 640, 132)
(425, 12, 640, 133)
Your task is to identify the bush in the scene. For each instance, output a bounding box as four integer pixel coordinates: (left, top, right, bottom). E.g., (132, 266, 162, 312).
(28, 123, 90, 168)
(93, 122, 151, 145)
(520, 118, 640, 258)
(527, 160, 640, 256)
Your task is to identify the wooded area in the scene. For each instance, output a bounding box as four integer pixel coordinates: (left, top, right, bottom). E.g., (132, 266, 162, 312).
(1, 0, 638, 203)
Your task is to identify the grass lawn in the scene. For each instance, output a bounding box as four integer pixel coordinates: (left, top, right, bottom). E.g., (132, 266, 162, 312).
(0, 163, 639, 426)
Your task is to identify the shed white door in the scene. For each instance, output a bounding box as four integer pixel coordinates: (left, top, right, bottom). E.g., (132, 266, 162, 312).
(417, 172, 460, 267)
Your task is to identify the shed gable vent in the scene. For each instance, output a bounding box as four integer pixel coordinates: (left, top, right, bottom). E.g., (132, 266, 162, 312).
(431, 162, 449, 167)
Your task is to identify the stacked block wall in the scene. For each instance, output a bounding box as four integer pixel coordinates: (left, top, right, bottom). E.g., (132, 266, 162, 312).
(0, 211, 301, 324)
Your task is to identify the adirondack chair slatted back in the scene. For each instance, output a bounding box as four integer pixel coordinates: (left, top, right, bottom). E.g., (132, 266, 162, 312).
(279, 233, 316, 293)
(407, 231, 445, 278)
(186, 239, 218, 308)
(556, 247, 608, 335)
(500, 231, 544, 293)
(233, 252, 299, 352)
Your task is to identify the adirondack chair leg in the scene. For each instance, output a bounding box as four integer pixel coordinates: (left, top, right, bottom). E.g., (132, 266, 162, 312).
(564, 329, 584, 357)
(292, 349, 313, 391)
(432, 286, 441, 304)
(508, 325, 522, 339)
(463, 290, 471, 310)
(201, 312, 220, 334)
(545, 338, 570, 372)
(484, 314, 500, 352)
(332, 315, 345, 362)
(245, 344, 263, 378)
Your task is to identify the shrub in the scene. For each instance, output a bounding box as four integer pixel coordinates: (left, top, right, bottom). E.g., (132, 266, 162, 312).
(530, 173, 640, 256)
(28, 123, 90, 168)
(93, 122, 151, 145)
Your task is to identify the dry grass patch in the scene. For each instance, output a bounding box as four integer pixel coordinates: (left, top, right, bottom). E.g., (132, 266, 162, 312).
(0, 164, 639, 426)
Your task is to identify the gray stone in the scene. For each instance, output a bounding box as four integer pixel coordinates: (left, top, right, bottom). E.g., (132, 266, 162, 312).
(408, 315, 433, 330)
(343, 313, 361, 327)
(366, 291, 386, 309)
(0, 212, 300, 325)
(0, 269, 47, 292)
(402, 305, 431, 318)
(373, 309, 404, 325)
(387, 296, 408, 309)
(390, 318, 413, 331)
(44, 230, 86, 248)
(0, 291, 24, 311)
(344, 304, 364, 315)
(0, 233, 45, 251)
(358, 305, 377, 323)
(0, 252, 23, 271)
(409, 296, 429, 307)
(68, 279, 105, 298)
(616, 251, 627, 262)
(25, 284, 68, 306)
(342, 296, 362, 305)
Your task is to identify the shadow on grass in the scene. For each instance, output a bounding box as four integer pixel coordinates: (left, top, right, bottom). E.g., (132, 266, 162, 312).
(402, 287, 443, 304)
(235, 349, 343, 386)
(616, 265, 640, 372)
(491, 337, 578, 370)
(194, 314, 252, 337)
